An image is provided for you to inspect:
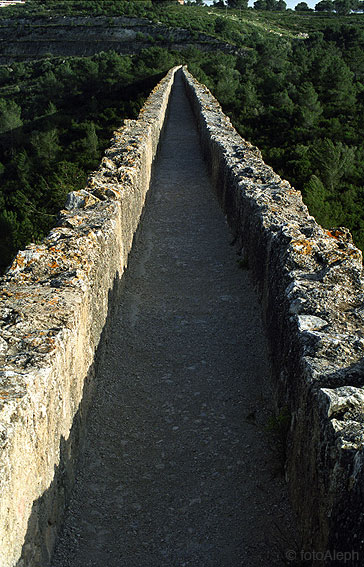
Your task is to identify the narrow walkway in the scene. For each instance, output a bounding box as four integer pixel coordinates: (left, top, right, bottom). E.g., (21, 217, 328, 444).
(51, 72, 296, 567)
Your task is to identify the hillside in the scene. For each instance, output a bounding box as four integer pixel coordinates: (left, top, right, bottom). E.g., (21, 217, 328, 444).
(1, 0, 364, 270)
(0, 0, 315, 65)
(0, 15, 242, 63)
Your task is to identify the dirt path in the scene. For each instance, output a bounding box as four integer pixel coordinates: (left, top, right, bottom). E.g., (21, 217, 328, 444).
(51, 71, 297, 567)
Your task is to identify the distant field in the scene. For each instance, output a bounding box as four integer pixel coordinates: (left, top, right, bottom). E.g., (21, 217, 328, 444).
(0, 0, 26, 7)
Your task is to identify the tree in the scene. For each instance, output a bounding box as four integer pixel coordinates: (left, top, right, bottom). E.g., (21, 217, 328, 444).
(214, 16, 229, 33)
(14, 150, 31, 185)
(214, 66, 240, 106)
(320, 55, 355, 110)
(256, 0, 286, 9)
(254, 0, 267, 7)
(54, 161, 87, 197)
(297, 82, 322, 129)
(0, 99, 22, 134)
(30, 129, 61, 163)
(303, 175, 334, 227)
(151, 0, 181, 4)
(315, 0, 333, 10)
(227, 0, 248, 7)
(266, 0, 278, 8)
(82, 121, 98, 163)
(276, 0, 287, 10)
(333, 0, 353, 13)
(135, 47, 176, 75)
(45, 101, 57, 116)
(37, 70, 62, 100)
(295, 1, 312, 9)
(310, 139, 355, 192)
(239, 80, 262, 118)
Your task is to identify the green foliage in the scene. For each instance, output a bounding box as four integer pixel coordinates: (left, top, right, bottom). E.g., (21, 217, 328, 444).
(310, 138, 355, 191)
(30, 128, 61, 162)
(214, 66, 240, 106)
(315, 0, 334, 10)
(181, 20, 364, 256)
(0, 48, 177, 272)
(227, 0, 248, 8)
(296, 82, 322, 129)
(214, 16, 229, 34)
(254, 0, 287, 9)
(303, 175, 334, 226)
(295, 2, 313, 10)
(333, 0, 355, 13)
(2, 3, 364, 269)
(83, 122, 98, 160)
(0, 99, 22, 134)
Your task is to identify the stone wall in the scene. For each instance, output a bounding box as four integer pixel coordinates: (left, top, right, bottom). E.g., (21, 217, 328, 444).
(0, 65, 180, 567)
(2, 64, 364, 566)
(182, 66, 364, 564)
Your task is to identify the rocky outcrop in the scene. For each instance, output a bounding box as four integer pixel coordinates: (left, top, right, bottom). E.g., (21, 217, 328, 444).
(182, 66, 364, 564)
(0, 65, 181, 567)
(0, 15, 242, 63)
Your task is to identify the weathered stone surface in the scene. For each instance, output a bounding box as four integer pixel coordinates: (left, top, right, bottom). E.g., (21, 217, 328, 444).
(182, 66, 364, 563)
(0, 65, 181, 567)
(2, 63, 364, 566)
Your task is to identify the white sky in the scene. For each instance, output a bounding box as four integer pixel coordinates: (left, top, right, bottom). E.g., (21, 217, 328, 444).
(203, 0, 317, 11)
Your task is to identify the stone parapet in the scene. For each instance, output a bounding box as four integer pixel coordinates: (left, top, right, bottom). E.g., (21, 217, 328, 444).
(0, 65, 180, 567)
(2, 63, 364, 566)
(182, 66, 364, 563)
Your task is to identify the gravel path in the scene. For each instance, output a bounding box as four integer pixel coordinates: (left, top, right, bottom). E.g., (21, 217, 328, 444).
(51, 71, 297, 567)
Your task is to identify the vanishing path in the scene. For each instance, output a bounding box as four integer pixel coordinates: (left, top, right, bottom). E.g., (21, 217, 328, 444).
(51, 71, 296, 567)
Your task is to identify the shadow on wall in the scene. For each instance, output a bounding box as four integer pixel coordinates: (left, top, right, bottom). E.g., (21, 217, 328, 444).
(14, 364, 96, 567)
(15, 431, 84, 567)
(284, 357, 364, 560)
(14, 271, 125, 567)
